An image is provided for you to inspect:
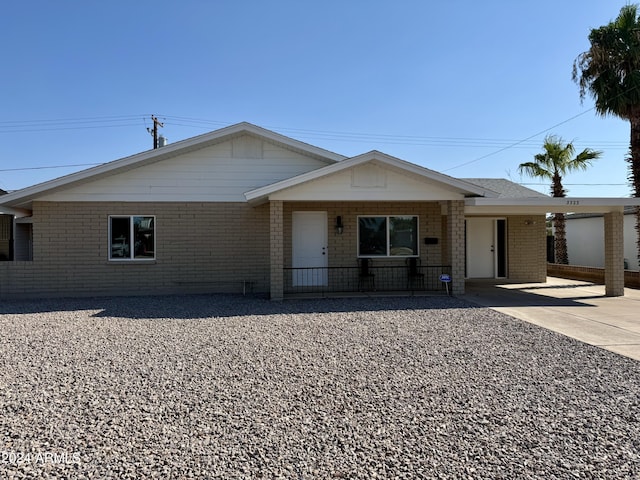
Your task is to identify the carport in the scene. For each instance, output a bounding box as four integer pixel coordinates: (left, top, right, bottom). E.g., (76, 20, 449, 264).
(465, 197, 640, 297)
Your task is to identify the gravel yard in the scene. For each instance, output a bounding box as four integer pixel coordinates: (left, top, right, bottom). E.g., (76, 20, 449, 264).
(0, 294, 639, 479)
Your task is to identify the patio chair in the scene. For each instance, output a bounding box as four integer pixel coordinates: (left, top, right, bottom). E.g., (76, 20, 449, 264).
(406, 257, 425, 290)
(358, 258, 375, 291)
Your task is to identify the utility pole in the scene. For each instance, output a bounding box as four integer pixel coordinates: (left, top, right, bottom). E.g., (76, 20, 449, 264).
(147, 115, 164, 149)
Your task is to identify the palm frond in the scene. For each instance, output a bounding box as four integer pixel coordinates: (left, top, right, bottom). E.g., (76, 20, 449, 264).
(573, 4, 640, 119)
(519, 135, 601, 196)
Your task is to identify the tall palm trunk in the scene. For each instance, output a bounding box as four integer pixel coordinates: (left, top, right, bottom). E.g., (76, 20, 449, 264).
(551, 172, 569, 264)
(631, 115, 640, 265)
(554, 213, 569, 264)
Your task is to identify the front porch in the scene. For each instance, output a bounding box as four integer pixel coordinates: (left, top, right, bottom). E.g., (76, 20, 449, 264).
(247, 152, 638, 301)
(268, 199, 467, 301)
(283, 264, 453, 296)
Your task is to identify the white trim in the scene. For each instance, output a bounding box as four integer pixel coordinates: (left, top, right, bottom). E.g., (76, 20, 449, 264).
(108, 215, 156, 262)
(357, 214, 420, 258)
(0, 122, 346, 211)
(292, 211, 328, 286)
(465, 197, 640, 215)
(245, 151, 496, 204)
(465, 217, 507, 279)
(0, 206, 30, 217)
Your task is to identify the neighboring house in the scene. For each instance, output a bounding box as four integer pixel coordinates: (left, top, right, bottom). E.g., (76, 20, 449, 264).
(0, 188, 11, 261)
(0, 122, 638, 299)
(565, 206, 639, 271)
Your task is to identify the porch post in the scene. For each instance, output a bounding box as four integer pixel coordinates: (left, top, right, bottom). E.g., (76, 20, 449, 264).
(604, 210, 625, 297)
(270, 200, 284, 301)
(447, 200, 466, 295)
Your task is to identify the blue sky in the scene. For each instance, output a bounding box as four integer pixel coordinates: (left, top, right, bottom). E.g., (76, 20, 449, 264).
(0, 1, 634, 197)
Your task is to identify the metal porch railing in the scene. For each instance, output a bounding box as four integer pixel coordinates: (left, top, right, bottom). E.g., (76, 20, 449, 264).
(283, 265, 452, 295)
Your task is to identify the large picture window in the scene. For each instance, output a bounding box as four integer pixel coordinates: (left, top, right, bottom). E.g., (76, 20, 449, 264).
(109, 216, 155, 260)
(358, 216, 418, 257)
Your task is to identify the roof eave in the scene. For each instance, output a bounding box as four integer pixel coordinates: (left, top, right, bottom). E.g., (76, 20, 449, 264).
(244, 150, 496, 203)
(465, 197, 640, 214)
(0, 122, 347, 210)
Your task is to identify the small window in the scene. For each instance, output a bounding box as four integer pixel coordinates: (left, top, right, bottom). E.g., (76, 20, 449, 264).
(109, 216, 155, 260)
(358, 215, 418, 257)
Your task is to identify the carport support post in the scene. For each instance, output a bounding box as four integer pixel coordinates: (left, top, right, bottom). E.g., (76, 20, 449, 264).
(270, 200, 284, 301)
(604, 211, 624, 297)
(447, 200, 466, 295)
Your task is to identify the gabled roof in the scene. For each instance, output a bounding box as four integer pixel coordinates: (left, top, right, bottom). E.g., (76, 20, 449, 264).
(0, 122, 347, 212)
(244, 150, 498, 204)
(5, 121, 637, 217)
(462, 178, 549, 199)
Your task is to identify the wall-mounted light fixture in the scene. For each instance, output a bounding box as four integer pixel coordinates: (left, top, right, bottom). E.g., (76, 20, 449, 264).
(524, 219, 537, 225)
(335, 216, 344, 234)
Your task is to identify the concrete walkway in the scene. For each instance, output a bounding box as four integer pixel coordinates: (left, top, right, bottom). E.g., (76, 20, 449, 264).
(462, 276, 640, 362)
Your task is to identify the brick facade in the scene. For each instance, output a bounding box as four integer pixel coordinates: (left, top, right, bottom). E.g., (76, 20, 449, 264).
(283, 201, 444, 270)
(0, 201, 551, 299)
(604, 211, 625, 296)
(0, 201, 270, 299)
(506, 215, 547, 282)
(446, 201, 465, 294)
(269, 201, 284, 300)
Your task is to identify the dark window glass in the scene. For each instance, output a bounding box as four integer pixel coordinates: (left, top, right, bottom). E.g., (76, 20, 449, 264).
(110, 216, 155, 260)
(358, 217, 387, 256)
(133, 217, 154, 259)
(390, 216, 418, 256)
(358, 216, 418, 257)
(110, 217, 131, 259)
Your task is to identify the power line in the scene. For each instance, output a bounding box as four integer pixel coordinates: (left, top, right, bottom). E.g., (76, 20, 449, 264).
(441, 109, 599, 172)
(0, 107, 629, 176)
(0, 114, 148, 125)
(441, 83, 640, 172)
(0, 163, 103, 172)
(158, 115, 628, 150)
(0, 115, 149, 134)
(0, 123, 145, 134)
(0, 112, 629, 150)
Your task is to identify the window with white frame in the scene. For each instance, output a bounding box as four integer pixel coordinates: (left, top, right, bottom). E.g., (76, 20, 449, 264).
(109, 216, 155, 260)
(358, 215, 418, 257)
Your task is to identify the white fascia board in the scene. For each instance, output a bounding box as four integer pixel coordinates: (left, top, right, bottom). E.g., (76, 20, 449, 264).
(0, 206, 30, 217)
(374, 154, 499, 198)
(346, 151, 497, 197)
(0, 122, 346, 211)
(465, 197, 640, 215)
(245, 150, 494, 204)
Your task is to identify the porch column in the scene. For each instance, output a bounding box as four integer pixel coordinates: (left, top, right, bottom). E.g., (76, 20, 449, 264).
(604, 210, 624, 297)
(270, 200, 284, 301)
(447, 200, 465, 295)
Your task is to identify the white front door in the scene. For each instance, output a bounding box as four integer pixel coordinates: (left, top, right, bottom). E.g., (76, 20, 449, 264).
(466, 218, 495, 278)
(292, 211, 328, 286)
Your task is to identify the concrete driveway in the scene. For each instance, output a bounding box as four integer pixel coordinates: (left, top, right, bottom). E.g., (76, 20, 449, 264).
(462, 276, 640, 361)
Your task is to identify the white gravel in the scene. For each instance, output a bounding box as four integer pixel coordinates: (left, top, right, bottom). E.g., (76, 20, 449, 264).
(0, 294, 639, 479)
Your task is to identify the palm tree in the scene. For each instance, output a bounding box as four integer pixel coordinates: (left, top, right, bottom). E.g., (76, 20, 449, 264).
(519, 135, 602, 264)
(573, 4, 640, 263)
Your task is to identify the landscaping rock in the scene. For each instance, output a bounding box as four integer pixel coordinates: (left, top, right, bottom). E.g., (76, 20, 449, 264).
(0, 294, 638, 478)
